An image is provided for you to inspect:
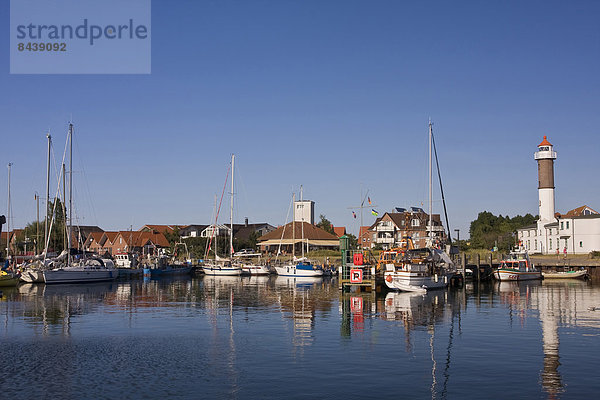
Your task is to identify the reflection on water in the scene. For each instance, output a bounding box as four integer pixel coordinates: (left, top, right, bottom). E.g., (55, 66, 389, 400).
(1, 277, 600, 399)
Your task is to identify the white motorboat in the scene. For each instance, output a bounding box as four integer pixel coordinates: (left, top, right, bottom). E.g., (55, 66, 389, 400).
(383, 246, 454, 292)
(494, 246, 541, 281)
(235, 253, 271, 275)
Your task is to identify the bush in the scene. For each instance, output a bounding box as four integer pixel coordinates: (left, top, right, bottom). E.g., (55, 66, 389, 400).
(590, 251, 600, 259)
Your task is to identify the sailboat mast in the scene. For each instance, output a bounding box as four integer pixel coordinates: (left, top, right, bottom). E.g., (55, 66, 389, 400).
(292, 192, 295, 259)
(300, 185, 305, 258)
(428, 120, 433, 245)
(68, 123, 73, 265)
(230, 154, 234, 259)
(6, 163, 12, 260)
(62, 163, 66, 253)
(45, 133, 51, 251)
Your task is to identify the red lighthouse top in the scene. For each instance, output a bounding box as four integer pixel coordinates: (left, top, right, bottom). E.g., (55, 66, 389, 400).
(538, 135, 552, 147)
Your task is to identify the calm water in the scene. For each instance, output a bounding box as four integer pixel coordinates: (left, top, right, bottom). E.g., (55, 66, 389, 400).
(1, 276, 600, 399)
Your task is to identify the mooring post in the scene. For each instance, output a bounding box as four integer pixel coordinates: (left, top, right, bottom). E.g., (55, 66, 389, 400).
(476, 253, 481, 283)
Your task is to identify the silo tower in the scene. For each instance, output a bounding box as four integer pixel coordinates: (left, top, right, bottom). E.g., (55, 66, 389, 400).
(534, 136, 557, 222)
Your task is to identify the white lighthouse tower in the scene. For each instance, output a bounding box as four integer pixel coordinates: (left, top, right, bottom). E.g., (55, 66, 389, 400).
(534, 136, 557, 223)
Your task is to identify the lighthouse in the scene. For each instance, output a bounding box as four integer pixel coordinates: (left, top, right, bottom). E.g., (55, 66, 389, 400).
(534, 136, 557, 223)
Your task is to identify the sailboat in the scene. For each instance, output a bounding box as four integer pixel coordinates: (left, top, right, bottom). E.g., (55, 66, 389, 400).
(1, 163, 20, 286)
(383, 121, 455, 292)
(201, 154, 242, 276)
(42, 123, 119, 284)
(21, 133, 53, 283)
(274, 190, 324, 278)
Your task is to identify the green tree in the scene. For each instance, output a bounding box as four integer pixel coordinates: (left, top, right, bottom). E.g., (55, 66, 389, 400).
(469, 211, 537, 251)
(345, 233, 358, 249)
(316, 214, 335, 234)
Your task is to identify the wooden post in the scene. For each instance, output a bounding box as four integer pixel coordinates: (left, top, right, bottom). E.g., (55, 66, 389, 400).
(461, 252, 466, 278)
(476, 253, 481, 283)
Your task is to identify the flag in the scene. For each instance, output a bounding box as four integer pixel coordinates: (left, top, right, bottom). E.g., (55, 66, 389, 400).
(371, 209, 378, 216)
(368, 196, 372, 205)
(352, 211, 356, 219)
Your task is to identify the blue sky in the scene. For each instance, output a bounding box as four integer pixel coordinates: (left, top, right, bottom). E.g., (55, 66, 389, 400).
(1, 0, 599, 239)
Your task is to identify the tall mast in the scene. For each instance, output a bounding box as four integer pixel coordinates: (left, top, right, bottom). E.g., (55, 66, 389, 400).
(300, 185, 305, 258)
(292, 192, 295, 259)
(45, 133, 51, 251)
(62, 163, 66, 253)
(428, 120, 433, 246)
(230, 154, 234, 259)
(6, 163, 12, 259)
(68, 123, 73, 265)
(35, 193, 39, 254)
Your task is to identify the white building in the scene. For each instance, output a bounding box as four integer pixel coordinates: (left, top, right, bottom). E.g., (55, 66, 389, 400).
(294, 200, 314, 225)
(517, 137, 600, 254)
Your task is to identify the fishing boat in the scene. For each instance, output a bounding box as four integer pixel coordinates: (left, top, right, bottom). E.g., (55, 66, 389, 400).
(542, 269, 588, 280)
(201, 154, 242, 276)
(143, 254, 193, 277)
(383, 122, 455, 292)
(42, 123, 119, 284)
(494, 246, 541, 281)
(114, 252, 143, 277)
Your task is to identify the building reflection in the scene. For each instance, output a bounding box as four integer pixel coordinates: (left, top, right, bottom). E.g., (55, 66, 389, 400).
(496, 280, 600, 398)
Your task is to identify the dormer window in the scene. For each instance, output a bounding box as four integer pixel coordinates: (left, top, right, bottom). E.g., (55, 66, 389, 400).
(411, 219, 420, 227)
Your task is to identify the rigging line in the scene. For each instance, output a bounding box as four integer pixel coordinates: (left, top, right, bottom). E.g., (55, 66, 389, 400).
(432, 131, 452, 245)
(276, 193, 293, 261)
(73, 132, 99, 227)
(44, 132, 70, 255)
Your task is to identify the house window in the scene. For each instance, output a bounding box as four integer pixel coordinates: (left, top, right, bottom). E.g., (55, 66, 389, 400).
(549, 239, 552, 249)
(119, 238, 122, 244)
(580, 241, 583, 248)
(566, 221, 569, 229)
(560, 222, 564, 230)
(534, 241, 538, 250)
(411, 219, 420, 227)
(584, 209, 591, 216)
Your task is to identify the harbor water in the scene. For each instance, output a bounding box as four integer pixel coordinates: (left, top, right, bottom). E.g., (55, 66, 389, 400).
(1, 276, 600, 399)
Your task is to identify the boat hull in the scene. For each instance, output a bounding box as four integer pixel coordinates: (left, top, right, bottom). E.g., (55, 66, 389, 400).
(20, 270, 45, 283)
(384, 271, 451, 292)
(240, 264, 271, 275)
(0, 274, 20, 287)
(201, 265, 242, 276)
(274, 265, 324, 277)
(542, 269, 588, 279)
(145, 266, 193, 277)
(43, 268, 119, 284)
(494, 269, 541, 281)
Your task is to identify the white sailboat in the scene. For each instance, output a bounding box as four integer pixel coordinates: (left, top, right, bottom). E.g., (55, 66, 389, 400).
(21, 133, 53, 283)
(383, 121, 455, 292)
(43, 123, 118, 284)
(202, 154, 242, 276)
(274, 190, 324, 278)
